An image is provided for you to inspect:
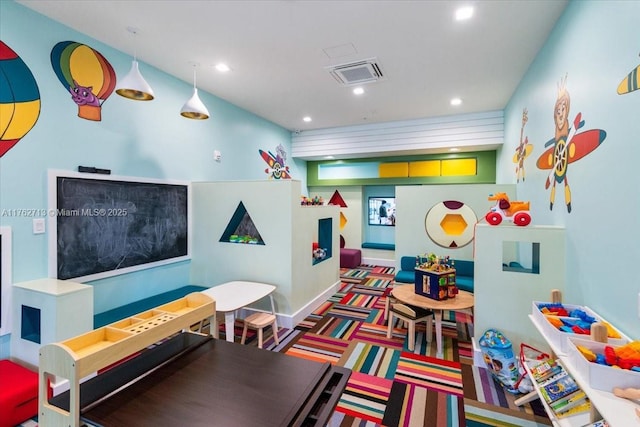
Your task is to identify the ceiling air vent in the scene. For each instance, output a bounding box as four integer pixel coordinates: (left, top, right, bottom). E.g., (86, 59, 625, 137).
(327, 58, 385, 86)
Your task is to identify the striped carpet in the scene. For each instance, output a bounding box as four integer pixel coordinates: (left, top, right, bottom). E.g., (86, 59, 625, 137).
(274, 265, 552, 427)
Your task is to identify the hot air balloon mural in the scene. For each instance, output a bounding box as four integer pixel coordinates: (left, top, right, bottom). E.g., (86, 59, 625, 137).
(0, 40, 41, 158)
(51, 41, 116, 121)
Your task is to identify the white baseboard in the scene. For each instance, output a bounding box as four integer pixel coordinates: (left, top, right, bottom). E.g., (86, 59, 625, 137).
(362, 257, 395, 267)
(242, 280, 341, 330)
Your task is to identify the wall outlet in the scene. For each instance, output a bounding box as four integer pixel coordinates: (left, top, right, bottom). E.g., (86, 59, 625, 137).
(214, 150, 222, 162)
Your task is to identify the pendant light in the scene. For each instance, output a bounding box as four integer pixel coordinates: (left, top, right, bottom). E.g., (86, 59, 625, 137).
(180, 63, 210, 120)
(115, 27, 155, 101)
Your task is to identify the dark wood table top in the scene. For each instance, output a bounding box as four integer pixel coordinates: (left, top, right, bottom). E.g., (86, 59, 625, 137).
(78, 333, 349, 427)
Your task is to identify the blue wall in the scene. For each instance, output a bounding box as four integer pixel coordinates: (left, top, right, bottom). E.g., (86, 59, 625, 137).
(498, 0, 640, 338)
(0, 1, 305, 357)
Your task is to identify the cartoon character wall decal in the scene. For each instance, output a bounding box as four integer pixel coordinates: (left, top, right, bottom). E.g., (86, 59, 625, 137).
(50, 41, 116, 121)
(0, 40, 41, 157)
(617, 52, 639, 95)
(513, 108, 532, 182)
(259, 144, 291, 179)
(536, 75, 607, 213)
(69, 80, 101, 109)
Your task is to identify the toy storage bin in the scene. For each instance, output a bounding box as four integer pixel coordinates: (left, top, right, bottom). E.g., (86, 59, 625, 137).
(531, 301, 628, 354)
(414, 267, 455, 300)
(567, 336, 640, 392)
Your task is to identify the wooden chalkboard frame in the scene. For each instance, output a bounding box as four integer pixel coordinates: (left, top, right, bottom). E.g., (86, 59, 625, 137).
(0, 226, 12, 336)
(48, 170, 191, 282)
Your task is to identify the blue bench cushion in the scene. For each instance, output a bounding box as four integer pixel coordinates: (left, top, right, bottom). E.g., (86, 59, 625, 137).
(94, 285, 207, 328)
(453, 259, 474, 277)
(400, 256, 416, 271)
(394, 270, 415, 283)
(361, 242, 395, 251)
(456, 276, 474, 293)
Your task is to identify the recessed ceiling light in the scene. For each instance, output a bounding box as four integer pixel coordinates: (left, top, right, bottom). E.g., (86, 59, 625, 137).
(325, 155, 335, 159)
(450, 98, 462, 106)
(450, 148, 460, 152)
(303, 116, 312, 122)
(215, 63, 231, 72)
(353, 87, 364, 95)
(455, 6, 474, 21)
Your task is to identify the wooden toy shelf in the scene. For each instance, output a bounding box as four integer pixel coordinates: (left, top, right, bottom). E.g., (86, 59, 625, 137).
(38, 292, 215, 427)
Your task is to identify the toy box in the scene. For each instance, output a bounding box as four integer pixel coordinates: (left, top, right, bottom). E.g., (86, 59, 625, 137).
(531, 301, 628, 354)
(567, 337, 640, 392)
(415, 267, 456, 300)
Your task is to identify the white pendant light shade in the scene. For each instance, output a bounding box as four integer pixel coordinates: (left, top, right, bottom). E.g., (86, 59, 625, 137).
(116, 60, 155, 101)
(180, 87, 210, 119)
(180, 64, 209, 120)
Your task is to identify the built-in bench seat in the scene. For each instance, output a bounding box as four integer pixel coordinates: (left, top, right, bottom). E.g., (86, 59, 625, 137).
(94, 285, 208, 328)
(361, 242, 395, 251)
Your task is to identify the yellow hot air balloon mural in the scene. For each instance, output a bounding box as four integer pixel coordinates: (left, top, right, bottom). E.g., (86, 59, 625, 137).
(0, 40, 41, 157)
(51, 41, 116, 121)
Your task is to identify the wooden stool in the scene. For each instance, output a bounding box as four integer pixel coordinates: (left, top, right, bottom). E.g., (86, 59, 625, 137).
(241, 312, 279, 349)
(386, 303, 433, 351)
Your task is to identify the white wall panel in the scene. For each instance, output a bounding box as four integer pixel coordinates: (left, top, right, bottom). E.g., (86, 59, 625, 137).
(292, 111, 504, 160)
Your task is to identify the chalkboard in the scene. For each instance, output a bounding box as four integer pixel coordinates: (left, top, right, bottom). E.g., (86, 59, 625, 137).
(50, 172, 190, 281)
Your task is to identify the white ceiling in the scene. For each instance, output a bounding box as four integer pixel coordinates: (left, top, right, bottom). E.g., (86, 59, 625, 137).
(18, 0, 568, 133)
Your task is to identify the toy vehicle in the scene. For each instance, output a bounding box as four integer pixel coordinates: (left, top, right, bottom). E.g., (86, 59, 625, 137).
(485, 192, 531, 226)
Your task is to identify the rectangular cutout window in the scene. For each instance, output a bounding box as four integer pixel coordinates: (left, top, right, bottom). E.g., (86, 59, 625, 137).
(313, 218, 333, 265)
(502, 241, 540, 274)
(21, 305, 41, 344)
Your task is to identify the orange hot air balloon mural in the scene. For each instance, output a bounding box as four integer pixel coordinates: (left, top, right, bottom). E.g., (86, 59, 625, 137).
(0, 41, 41, 157)
(51, 41, 116, 121)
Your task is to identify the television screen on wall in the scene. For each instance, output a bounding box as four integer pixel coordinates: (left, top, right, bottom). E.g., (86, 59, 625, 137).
(368, 197, 395, 226)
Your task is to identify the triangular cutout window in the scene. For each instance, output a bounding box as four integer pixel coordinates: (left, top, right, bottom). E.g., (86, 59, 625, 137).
(328, 190, 347, 207)
(220, 201, 265, 245)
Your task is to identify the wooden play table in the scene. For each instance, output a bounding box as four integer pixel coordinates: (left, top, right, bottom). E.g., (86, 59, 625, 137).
(391, 284, 474, 358)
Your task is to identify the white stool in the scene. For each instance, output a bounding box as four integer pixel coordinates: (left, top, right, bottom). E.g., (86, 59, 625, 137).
(241, 312, 279, 349)
(386, 303, 433, 351)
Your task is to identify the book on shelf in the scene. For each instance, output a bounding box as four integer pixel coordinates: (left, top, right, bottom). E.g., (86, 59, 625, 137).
(550, 389, 587, 413)
(554, 399, 591, 419)
(527, 358, 563, 383)
(539, 372, 580, 404)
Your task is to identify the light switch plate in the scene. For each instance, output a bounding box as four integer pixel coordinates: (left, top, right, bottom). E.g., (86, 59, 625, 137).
(33, 218, 45, 234)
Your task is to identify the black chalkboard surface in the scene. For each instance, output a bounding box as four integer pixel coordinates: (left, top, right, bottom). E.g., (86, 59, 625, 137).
(53, 174, 189, 280)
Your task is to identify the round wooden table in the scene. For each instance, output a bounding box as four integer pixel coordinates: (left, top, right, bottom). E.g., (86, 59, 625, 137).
(391, 285, 474, 357)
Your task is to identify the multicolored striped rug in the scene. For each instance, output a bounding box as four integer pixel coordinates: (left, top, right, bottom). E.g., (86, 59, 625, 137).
(276, 265, 552, 427)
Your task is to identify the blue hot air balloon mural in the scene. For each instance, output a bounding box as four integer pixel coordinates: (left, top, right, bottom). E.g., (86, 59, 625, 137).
(0, 40, 41, 157)
(51, 41, 116, 121)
